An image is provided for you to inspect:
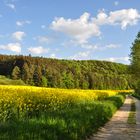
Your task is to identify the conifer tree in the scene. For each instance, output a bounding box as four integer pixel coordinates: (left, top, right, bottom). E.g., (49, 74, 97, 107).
(12, 66, 21, 80)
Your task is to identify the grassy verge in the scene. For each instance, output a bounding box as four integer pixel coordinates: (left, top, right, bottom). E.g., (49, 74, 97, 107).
(0, 94, 125, 140)
(132, 93, 140, 100)
(127, 99, 136, 124)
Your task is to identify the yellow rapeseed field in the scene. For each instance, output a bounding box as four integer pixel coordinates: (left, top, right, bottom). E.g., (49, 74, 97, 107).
(0, 85, 133, 116)
(0, 85, 133, 139)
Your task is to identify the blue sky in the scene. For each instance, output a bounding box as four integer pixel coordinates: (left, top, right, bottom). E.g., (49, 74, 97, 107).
(0, 0, 140, 64)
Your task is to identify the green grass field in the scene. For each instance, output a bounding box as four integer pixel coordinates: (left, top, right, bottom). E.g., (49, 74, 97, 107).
(0, 75, 25, 85)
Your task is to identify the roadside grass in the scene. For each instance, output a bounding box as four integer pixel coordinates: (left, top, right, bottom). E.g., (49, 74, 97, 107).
(127, 99, 136, 124)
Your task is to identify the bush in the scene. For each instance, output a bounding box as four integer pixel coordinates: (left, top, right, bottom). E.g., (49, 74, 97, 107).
(105, 95, 125, 108)
(132, 93, 140, 100)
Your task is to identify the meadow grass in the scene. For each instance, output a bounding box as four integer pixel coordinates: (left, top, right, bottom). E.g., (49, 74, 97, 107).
(0, 75, 25, 85)
(127, 99, 136, 124)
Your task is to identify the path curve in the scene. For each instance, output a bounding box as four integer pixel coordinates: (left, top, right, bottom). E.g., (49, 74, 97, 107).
(87, 96, 134, 140)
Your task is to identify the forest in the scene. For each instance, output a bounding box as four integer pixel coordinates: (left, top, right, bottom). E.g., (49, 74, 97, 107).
(0, 54, 133, 89)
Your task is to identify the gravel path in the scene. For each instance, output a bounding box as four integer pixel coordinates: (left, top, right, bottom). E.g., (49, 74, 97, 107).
(87, 96, 136, 140)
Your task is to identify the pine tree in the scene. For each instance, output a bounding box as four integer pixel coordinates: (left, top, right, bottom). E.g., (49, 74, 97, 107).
(12, 66, 21, 80)
(22, 63, 30, 83)
(33, 66, 42, 86)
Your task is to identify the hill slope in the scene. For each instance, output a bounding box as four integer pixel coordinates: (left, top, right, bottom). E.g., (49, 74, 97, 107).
(0, 54, 132, 89)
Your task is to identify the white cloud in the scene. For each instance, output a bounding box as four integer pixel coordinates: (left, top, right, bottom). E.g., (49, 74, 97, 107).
(82, 43, 120, 51)
(61, 39, 99, 51)
(62, 39, 120, 52)
(70, 51, 90, 60)
(28, 46, 49, 55)
(51, 9, 140, 45)
(51, 12, 100, 44)
(12, 31, 26, 41)
(114, 1, 119, 6)
(0, 43, 21, 53)
(80, 43, 121, 51)
(81, 44, 98, 50)
(37, 36, 50, 43)
(105, 44, 120, 49)
(94, 8, 140, 29)
(109, 9, 140, 29)
(105, 56, 129, 63)
(94, 10, 108, 25)
(16, 20, 31, 26)
(50, 53, 56, 58)
(6, 3, 15, 10)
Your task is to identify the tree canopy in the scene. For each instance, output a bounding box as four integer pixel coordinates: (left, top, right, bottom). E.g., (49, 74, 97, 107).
(130, 31, 140, 91)
(0, 54, 132, 89)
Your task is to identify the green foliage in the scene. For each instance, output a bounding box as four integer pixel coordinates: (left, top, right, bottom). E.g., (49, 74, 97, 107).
(132, 92, 140, 100)
(0, 54, 131, 89)
(33, 66, 42, 86)
(105, 95, 125, 108)
(41, 76, 48, 87)
(130, 32, 140, 92)
(22, 62, 30, 84)
(61, 71, 75, 88)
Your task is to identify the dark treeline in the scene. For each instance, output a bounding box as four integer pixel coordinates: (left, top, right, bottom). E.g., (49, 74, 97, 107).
(0, 54, 133, 89)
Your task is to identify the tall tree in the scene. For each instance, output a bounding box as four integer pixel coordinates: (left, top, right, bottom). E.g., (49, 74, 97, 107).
(41, 76, 48, 87)
(130, 32, 140, 92)
(22, 63, 30, 83)
(12, 66, 21, 80)
(33, 66, 42, 86)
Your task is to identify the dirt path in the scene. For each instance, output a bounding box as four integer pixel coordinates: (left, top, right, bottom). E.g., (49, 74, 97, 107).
(87, 96, 135, 140)
(134, 97, 140, 139)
